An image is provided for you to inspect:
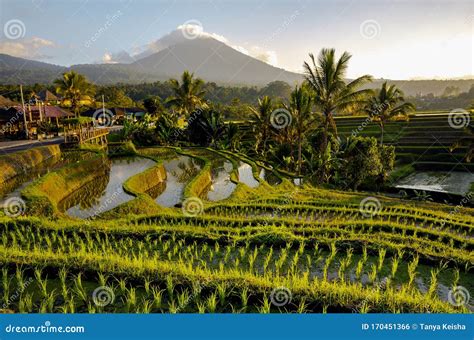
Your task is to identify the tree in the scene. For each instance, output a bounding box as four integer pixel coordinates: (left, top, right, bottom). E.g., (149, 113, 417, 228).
(187, 108, 226, 148)
(260, 81, 292, 99)
(143, 96, 165, 117)
(365, 82, 415, 144)
(285, 84, 314, 176)
(303, 49, 373, 153)
(54, 71, 95, 116)
(96, 87, 134, 107)
(250, 96, 274, 156)
(166, 71, 207, 117)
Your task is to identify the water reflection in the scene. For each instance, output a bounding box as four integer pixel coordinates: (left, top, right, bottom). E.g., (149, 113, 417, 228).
(237, 162, 260, 188)
(207, 159, 236, 201)
(154, 156, 202, 207)
(65, 157, 156, 218)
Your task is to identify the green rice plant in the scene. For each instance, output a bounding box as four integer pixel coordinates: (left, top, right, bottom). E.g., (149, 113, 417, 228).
(359, 301, 370, 313)
(368, 264, 377, 284)
(407, 255, 419, 288)
(196, 300, 206, 313)
(297, 298, 308, 313)
(34, 267, 48, 298)
(151, 287, 164, 309)
(2, 267, 10, 305)
(18, 293, 33, 313)
(428, 268, 441, 297)
(141, 299, 153, 313)
(15, 266, 25, 290)
(73, 273, 87, 304)
(390, 256, 400, 278)
(355, 259, 365, 279)
(257, 293, 271, 313)
(240, 287, 250, 311)
(216, 282, 227, 306)
(377, 248, 386, 271)
(206, 292, 218, 313)
(166, 274, 174, 299)
(177, 289, 190, 309)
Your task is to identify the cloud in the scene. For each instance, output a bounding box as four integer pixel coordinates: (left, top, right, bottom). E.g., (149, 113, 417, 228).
(101, 50, 134, 64)
(233, 46, 278, 66)
(0, 37, 55, 60)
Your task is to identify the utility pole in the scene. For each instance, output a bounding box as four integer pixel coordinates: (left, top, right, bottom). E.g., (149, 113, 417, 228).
(20, 85, 28, 139)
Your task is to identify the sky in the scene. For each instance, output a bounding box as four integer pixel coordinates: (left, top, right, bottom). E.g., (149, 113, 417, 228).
(0, 0, 473, 80)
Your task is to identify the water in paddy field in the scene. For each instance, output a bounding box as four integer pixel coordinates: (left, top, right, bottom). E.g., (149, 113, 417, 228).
(64, 157, 156, 219)
(395, 171, 474, 196)
(0, 152, 89, 208)
(207, 159, 237, 201)
(237, 161, 260, 188)
(153, 155, 202, 207)
(258, 168, 282, 185)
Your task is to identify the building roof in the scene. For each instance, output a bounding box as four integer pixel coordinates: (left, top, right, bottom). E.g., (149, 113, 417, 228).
(34, 90, 59, 102)
(0, 95, 19, 108)
(14, 105, 74, 118)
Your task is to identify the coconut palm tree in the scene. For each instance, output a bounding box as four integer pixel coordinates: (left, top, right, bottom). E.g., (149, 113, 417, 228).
(303, 49, 373, 153)
(285, 84, 314, 176)
(250, 96, 274, 156)
(365, 82, 415, 145)
(166, 71, 207, 117)
(53, 71, 94, 117)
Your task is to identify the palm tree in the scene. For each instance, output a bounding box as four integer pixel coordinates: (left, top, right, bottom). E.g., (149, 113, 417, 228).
(53, 71, 94, 117)
(250, 96, 274, 156)
(285, 84, 314, 176)
(303, 49, 373, 153)
(365, 82, 415, 144)
(166, 71, 207, 117)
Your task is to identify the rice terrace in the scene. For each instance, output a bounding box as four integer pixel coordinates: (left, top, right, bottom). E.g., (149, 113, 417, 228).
(0, 2, 473, 318)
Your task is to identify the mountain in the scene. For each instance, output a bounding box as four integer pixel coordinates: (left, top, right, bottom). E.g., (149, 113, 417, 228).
(130, 38, 302, 85)
(0, 36, 473, 96)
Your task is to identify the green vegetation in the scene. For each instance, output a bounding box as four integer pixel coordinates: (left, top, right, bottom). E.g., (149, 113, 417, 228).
(0, 145, 60, 185)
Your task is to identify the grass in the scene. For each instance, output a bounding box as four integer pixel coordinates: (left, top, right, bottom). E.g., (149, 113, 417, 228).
(0, 145, 472, 314)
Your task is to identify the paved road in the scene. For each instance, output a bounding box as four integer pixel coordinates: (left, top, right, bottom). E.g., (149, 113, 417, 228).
(0, 138, 63, 155)
(0, 126, 123, 155)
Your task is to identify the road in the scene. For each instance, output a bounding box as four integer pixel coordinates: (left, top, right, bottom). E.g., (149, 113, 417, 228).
(0, 126, 123, 155)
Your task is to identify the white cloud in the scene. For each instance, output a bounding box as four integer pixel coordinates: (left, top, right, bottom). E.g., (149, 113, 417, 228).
(0, 37, 55, 59)
(101, 50, 134, 64)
